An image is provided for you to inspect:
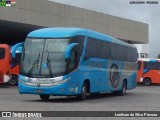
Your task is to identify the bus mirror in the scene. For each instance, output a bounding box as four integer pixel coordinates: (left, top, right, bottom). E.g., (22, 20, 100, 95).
(65, 43, 79, 59)
(83, 53, 88, 61)
(12, 42, 24, 58)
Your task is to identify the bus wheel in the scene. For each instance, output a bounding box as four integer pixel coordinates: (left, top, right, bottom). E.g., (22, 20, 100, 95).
(120, 81, 127, 95)
(78, 82, 88, 101)
(8, 75, 18, 86)
(39, 95, 50, 101)
(143, 78, 151, 86)
(114, 81, 127, 95)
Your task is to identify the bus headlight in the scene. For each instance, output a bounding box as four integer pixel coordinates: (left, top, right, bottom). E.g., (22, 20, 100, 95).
(19, 76, 71, 87)
(52, 77, 71, 85)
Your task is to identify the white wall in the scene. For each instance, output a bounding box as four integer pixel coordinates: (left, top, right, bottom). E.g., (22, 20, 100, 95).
(134, 44, 149, 58)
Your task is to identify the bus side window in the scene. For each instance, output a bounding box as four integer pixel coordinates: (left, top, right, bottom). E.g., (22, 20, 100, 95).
(144, 62, 157, 70)
(157, 63, 160, 70)
(97, 41, 103, 58)
(86, 38, 97, 58)
(110, 43, 115, 60)
(68, 51, 77, 70)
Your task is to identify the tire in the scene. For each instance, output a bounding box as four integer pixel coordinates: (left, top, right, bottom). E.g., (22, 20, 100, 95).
(120, 81, 127, 95)
(114, 81, 127, 96)
(78, 82, 88, 101)
(39, 95, 50, 101)
(143, 78, 151, 86)
(8, 75, 18, 86)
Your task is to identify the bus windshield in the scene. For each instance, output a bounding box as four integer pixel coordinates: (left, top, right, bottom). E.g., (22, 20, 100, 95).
(0, 48, 5, 59)
(20, 38, 70, 77)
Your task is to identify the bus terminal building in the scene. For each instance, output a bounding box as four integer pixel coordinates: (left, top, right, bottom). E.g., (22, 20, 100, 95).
(0, 0, 148, 45)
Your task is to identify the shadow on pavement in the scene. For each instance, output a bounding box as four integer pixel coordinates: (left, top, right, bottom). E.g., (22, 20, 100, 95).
(24, 92, 133, 103)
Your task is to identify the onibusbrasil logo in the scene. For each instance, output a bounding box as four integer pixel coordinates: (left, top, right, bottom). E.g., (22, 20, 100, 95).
(0, 0, 16, 6)
(109, 64, 120, 88)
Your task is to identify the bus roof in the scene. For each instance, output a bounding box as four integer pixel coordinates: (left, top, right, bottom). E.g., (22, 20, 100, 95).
(0, 44, 10, 49)
(28, 27, 136, 48)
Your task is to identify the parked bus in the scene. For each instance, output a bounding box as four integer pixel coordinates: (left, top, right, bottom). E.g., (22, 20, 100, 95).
(137, 58, 160, 85)
(0, 44, 11, 84)
(18, 28, 138, 101)
(0, 43, 23, 85)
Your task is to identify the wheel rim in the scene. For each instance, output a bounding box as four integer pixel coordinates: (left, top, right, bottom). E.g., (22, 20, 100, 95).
(123, 84, 126, 94)
(9, 79, 16, 85)
(82, 86, 87, 96)
(146, 80, 149, 85)
(144, 79, 150, 85)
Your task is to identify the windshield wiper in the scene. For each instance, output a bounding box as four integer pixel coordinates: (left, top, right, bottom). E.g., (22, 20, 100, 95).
(47, 53, 52, 77)
(28, 52, 40, 75)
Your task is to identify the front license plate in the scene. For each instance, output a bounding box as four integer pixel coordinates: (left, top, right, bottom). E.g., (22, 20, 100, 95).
(35, 90, 43, 93)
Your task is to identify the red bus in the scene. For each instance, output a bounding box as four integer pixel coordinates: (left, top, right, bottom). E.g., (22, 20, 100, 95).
(0, 44, 11, 84)
(137, 58, 160, 85)
(0, 43, 23, 86)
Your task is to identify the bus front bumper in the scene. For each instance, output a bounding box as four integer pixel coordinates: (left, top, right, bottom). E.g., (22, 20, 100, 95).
(18, 81, 80, 96)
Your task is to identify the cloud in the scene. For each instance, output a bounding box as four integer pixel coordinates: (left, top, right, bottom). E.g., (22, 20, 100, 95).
(51, 0, 160, 58)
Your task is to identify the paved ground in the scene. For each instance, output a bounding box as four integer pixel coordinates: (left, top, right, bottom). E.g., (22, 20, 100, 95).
(0, 84, 160, 120)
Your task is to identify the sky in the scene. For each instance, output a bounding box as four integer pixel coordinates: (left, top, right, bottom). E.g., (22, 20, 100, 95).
(51, 0, 160, 58)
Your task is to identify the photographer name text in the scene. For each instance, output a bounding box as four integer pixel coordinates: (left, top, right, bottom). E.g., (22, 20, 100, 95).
(130, 1, 158, 4)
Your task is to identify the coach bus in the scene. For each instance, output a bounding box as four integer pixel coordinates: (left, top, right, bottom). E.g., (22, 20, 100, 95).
(18, 28, 138, 101)
(137, 58, 160, 85)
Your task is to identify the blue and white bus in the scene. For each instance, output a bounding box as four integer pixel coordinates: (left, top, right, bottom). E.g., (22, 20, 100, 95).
(18, 28, 138, 101)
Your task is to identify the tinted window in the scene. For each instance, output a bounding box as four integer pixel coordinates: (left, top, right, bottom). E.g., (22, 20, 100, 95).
(110, 43, 116, 60)
(71, 36, 85, 63)
(85, 37, 138, 62)
(68, 51, 76, 70)
(144, 61, 160, 70)
(102, 42, 111, 59)
(115, 44, 124, 61)
(138, 61, 141, 70)
(157, 62, 160, 70)
(86, 38, 98, 58)
(11, 53, 21, 65)
(86, 37, 112, 59)
(0, 48, 5, 59)
(144, 61, 157, 70)
(132, 48, 138, 62)
(67, 36, 85, 73)
(125, 47, 131, 62)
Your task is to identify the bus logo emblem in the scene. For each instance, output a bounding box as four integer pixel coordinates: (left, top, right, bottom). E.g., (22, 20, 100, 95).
(109, 64, 120, 88)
